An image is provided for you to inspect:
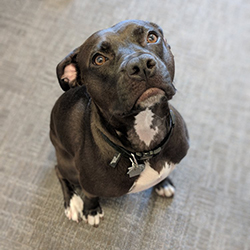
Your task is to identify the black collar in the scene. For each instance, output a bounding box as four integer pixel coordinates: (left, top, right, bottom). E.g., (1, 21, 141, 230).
(101, 110, 175, 168)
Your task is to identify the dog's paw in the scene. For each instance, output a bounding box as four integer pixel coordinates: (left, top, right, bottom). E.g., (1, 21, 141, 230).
(83, 208, 104, 227)
(65, 194, 84, 223)
(155, 183, 175, 198)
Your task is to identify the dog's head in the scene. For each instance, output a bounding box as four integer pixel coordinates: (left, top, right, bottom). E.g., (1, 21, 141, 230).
(57, 20, 176, 118)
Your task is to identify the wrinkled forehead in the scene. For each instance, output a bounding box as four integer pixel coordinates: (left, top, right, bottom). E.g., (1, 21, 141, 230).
(82, 20, 163, 52)
(110, 20, 163, 35)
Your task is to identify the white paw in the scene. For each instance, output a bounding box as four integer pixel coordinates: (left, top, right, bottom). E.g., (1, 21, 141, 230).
(83, 211, 104, 227)
(155, 184, 175, 197)
(65, 194, 83, 222)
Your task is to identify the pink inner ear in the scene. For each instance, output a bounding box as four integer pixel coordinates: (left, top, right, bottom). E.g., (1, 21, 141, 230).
(61, 64, 77, 82)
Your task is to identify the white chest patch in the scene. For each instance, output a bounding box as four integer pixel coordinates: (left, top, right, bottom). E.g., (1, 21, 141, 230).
(134, 108, 158, 146)
(128, 161, 176, 193)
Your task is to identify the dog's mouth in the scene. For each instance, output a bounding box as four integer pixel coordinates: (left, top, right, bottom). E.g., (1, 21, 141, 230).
(113, 86, 172, 118)
(113, 88, 166, 117)
(135, 88, 165, 109)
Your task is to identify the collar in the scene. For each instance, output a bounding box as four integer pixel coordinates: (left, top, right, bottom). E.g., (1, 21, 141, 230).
(101, 110, 175, 168)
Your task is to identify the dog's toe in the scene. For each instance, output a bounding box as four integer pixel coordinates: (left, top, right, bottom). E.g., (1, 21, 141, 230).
(155, 183, 175, 198)
(65, 194, 83, 222)
(83, 211, 104, 227)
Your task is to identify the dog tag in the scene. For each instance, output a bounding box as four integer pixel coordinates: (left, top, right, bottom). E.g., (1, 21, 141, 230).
(109, 152, 121, 168)
(127, 163, 145, 178)
(127, 154, 145, 178)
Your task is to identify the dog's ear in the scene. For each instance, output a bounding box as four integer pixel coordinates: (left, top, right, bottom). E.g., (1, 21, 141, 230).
(56, 47, 82, 91)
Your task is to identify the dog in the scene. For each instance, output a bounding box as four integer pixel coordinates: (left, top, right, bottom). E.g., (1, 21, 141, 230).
(50, 20, 189, 227)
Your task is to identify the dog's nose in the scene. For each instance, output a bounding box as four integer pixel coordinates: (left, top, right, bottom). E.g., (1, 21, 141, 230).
(127, 55, 156, 80)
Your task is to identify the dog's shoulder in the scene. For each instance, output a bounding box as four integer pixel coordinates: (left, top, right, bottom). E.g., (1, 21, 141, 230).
(51, 87, 90, 122)
(169, 104, 189, 138)
(54, 86, 90, 110)
(50, 86, 90, 152)
(164, 104, 189, 163)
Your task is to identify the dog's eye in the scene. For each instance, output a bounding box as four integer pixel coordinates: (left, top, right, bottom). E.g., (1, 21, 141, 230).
(93, 54, 108, 66)
(147, 33, 158, 43)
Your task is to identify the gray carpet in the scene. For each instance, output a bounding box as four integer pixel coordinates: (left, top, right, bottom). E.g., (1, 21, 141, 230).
(0, 0, 250, 249)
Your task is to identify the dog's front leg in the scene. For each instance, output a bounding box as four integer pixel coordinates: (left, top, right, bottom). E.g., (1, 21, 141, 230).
(82, 193, 104, 227)
(55, 165, 84, 223)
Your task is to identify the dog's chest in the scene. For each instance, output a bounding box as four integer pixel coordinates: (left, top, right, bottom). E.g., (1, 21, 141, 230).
(134, 109, 157, 146)
(128, 161, 175, 193)
(126, 108, 174, 193)
(127, 108, 167, 150)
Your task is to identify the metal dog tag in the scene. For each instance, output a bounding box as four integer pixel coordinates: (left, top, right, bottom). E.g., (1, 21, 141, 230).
(127, 154, 145, 178)
(127, 163, 145, 178)
(109, 152, 121, 168)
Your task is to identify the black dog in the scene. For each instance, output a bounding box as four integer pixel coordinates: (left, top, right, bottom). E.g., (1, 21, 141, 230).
(50, 20, 189, 227)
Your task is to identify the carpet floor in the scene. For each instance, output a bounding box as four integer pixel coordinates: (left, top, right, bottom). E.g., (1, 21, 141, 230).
(0, 0, 249, 249)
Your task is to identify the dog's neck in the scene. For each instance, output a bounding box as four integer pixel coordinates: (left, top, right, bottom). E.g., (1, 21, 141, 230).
(126, 109, 167, 152)
(93, 100, 171, 153)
